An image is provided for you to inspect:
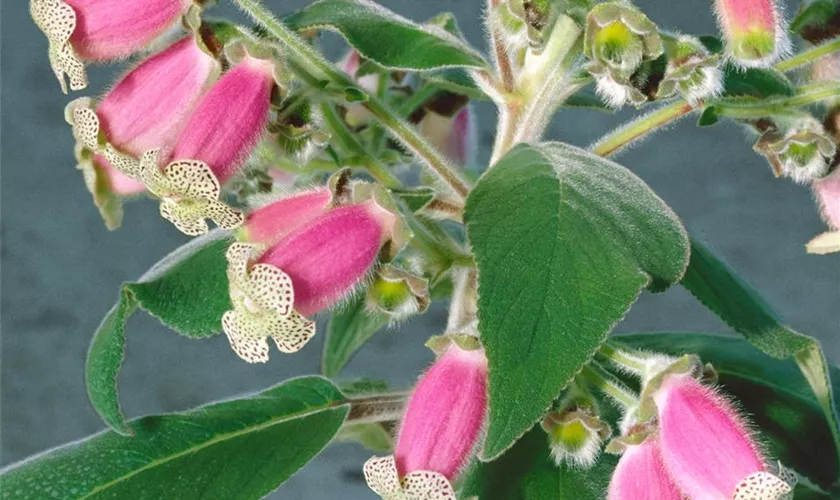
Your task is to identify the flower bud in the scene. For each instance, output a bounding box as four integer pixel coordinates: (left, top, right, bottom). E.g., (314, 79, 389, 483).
(367, 265, 430, 319)
(658, 36, 723, 105)
(364, 343, 487, 499)
(241, 188, 333, 246)
(64, 36, 218, 229)
(607, 436, 683, 500)
(542, 409, 611, 468)
(713, 0, 789, 67)
(584, 3, 663, 108)
(31, 0, 195, 93)
(754, 119, 837, 184)
(654, 373, 794, 500)
(418, 106, 475, 168)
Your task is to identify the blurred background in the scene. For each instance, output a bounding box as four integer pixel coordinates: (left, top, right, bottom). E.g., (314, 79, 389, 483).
(1, 0, 838, 497)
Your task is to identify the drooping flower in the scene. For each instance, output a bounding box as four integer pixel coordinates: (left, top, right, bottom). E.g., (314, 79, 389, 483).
(241, 188, 333, 246)
(64, 35, 218, 228)
(713, 0, 789, 67)
(419, 106, 476, 168)
(584, 2, 663, 108)
(607, 435, 683, 500)
(142, 43, 283, 235)
(809, 168, 840, 254)
(653, 373, 795, 500)
(30, 0, 196, 93)
(365, 341, 488, 499)
(222, 199, 398, 363)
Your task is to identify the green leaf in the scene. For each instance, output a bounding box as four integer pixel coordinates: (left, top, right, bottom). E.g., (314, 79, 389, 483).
(790, 0, 840, 41)
(392, 186, 436, 213)
(321, 293, 389, 377)
(0, 377, 349, 500)
(284, 0, 488, 72)
(459, 427, 618, 500)
(681, 239, 840, 482)
(86, 231, 233, 434)
(465, 142, 689, 459)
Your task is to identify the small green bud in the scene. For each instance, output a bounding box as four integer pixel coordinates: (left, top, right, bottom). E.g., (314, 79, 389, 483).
(754, 118, 837, 184)
(367, 265, 430, 319)
(542, 409, 611, 467)
(657, 35, 723, 104)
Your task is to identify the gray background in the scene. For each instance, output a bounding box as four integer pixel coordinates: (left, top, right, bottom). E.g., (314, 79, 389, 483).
(1, 0, 838, 498)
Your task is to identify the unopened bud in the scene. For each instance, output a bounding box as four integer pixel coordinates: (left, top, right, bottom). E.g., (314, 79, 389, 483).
(367, 265, 430, 319)
(584, 2, 663, 108)
(658, 35, 723, 105)
(542, 409, 611, 468)
(754, 119, 837, 184)
(713, 0, 789, 68)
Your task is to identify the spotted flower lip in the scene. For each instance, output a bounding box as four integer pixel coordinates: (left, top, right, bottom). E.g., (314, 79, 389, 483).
(63, 36, 219, 229)
(30, 0, 196, 93)
(653, 372, 795, 500)
(713, 0, 789, 68)
(363, 455, 457, 500)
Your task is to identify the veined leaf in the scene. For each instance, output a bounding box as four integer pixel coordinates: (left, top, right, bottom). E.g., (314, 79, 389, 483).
(465, 142, 689, 459)
(681, 238, 840, 482)
(86, 231, 233, 434)
(0, 377, 349, 500)
(284, 0, 488, 72)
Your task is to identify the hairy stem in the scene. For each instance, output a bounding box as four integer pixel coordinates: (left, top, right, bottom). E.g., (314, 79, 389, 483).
(712, 83, 840, 119)
(232, 0, 472, 201)
(580, 363, 638, 407)
(598, 341, 647, 373)
(347, 392, 409, 424)
(775, 36, 840, 73)
(591, 100, 695, 158)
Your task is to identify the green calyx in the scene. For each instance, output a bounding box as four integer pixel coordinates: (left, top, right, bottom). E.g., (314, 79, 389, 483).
(584, 2, 663, 78)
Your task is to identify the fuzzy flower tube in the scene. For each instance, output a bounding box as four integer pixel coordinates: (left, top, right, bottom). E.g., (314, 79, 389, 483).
(607, 436, 683, 500)
(364, 342, 488, 499)
(809, 168, 840, 254)
(654, 373, 795, 500)
(30, 0, 196, 93)
(222, 200, 396, 363)
(241, 188, 333, 246)
(139, 47, 280, 235)
(64, 35, 218, 229)
(713, 0, 789, 67)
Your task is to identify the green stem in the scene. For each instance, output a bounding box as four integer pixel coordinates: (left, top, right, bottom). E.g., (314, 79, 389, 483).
(775, 37, 840, 73)
(598, 342, 647, 373)
(231, 0, 471, 201)
(712, 83, 840, 119)
(398, 84, 440, 117)
(346, 392, 409, 423)
(319, 102, 402, 189)
(591, 100, 695, 158)
(580, 363, 638, 407)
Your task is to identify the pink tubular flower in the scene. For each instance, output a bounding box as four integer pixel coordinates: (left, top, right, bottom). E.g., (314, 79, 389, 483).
(815, 169, 840, 231)
(171, 56, 276, 185)
(257, 201, 392, 316)
(363, 343, 487, 499)
(713, 0, 789, 67)
(242, 188, 333, 246)
(395, 344, 488, 480)
(221, 200, 395, 362)
(608, 436, 683, 500)
(30, 0, 194, 92)
(65, 36, 217, 228)
(419, 106, 475, 168)
(654, 374, 792, 500)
